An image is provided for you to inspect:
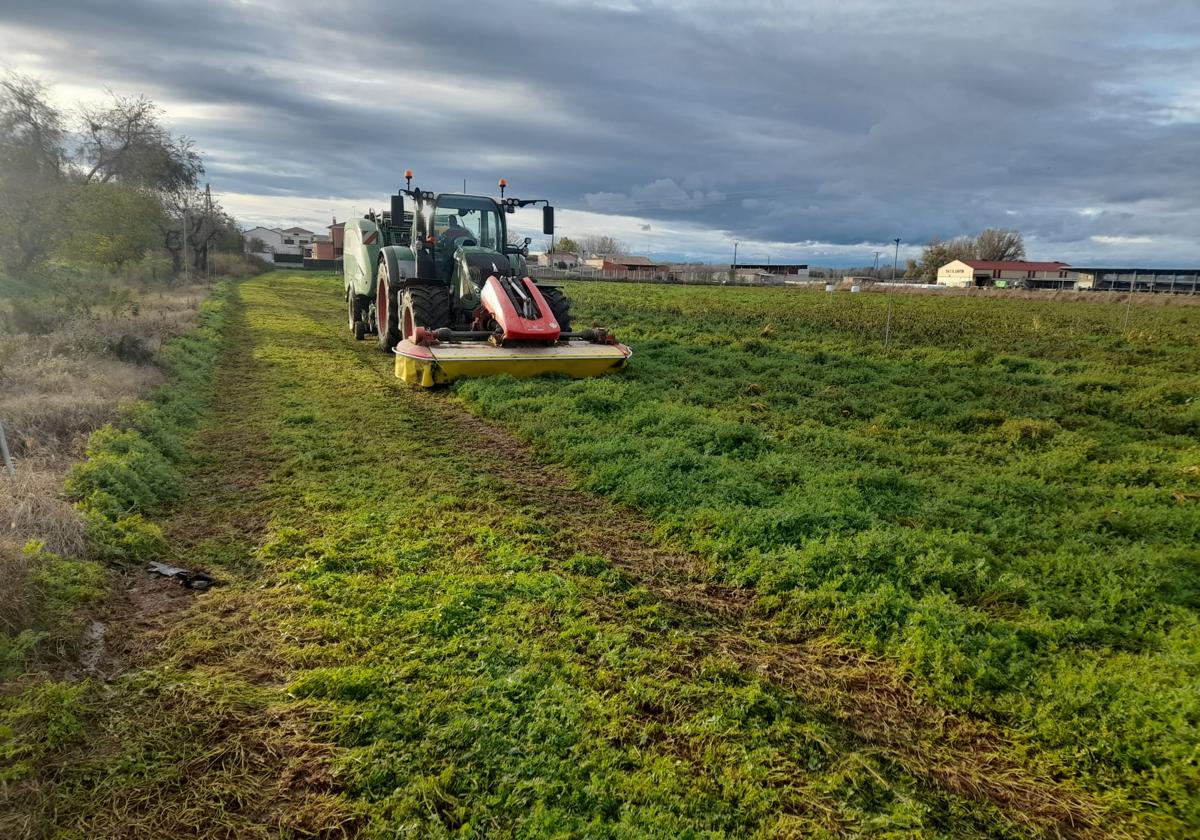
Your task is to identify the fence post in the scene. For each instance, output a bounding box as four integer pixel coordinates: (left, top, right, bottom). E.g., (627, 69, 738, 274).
(0, 419, 14, 479)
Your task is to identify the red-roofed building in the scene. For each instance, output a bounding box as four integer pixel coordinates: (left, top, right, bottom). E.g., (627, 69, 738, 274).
(937, 259, 1072, 289)
(599, 255, 668, 273)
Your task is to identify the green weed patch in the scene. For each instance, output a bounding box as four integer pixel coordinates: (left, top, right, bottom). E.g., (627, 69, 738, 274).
(457, 281, 1200, 832)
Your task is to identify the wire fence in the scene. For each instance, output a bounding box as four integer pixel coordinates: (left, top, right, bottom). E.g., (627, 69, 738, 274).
(528, 265, 815, 286)
(0, 419, 14, 479)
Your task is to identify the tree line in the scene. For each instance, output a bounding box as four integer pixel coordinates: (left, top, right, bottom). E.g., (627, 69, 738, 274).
(546, 235, 628, 257)
(0, 73, 242, 277)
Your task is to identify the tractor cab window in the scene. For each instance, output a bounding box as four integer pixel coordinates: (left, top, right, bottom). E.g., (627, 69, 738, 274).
(432, 196, 501, 252)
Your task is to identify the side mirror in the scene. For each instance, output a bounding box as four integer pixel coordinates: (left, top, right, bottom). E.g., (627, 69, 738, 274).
(524, 237, 532, 246)
(390, 193, 404, 223)
(543, 205, 555, 235)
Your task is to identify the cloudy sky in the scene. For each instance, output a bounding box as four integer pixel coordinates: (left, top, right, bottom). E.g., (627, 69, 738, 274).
(2, 0, 1198, 265)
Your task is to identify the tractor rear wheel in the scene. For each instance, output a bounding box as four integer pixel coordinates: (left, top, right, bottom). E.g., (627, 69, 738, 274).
(376, 263, 403, 352)
(401, 285, 452, 341)
(540, 286, 572, 332)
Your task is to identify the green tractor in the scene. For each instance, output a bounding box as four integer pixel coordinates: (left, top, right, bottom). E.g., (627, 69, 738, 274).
(343, 172, 630, 386)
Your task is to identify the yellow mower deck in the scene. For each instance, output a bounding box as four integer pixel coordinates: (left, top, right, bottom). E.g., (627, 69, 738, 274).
(394, 339, 632, 387)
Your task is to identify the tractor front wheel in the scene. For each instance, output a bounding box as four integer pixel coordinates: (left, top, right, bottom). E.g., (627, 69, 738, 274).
(540, 287, 572, 333)
(400, 285, 452, 341)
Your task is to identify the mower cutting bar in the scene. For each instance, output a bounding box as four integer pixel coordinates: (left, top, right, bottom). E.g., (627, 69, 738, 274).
(394, 338, 632, 387)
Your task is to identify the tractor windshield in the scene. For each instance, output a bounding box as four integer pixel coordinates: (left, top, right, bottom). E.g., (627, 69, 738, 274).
(432, 195, 503, 252)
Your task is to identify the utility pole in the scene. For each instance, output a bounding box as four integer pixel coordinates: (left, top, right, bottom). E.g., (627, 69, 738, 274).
(183, 207, 189, 283)
(1123, 270, 1138, 330)
(885, 238, 900, 347)
(204, 184, 213, 275)
(873, 250, 881, 278)
(731, 241, 738, 282)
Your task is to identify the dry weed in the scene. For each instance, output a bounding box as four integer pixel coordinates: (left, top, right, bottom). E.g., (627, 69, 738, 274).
(0, 280, 207, 556)
(0, 458, 85, 556)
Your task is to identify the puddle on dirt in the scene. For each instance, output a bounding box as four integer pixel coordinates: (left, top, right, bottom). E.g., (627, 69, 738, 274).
(79, 620, 107, 674)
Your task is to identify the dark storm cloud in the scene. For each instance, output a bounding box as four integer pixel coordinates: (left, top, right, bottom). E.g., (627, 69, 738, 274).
(2, 0, 1198, 261)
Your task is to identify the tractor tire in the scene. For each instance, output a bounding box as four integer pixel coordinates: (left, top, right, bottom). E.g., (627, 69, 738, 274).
(400, 285, 452, 341)
(376, 263, 403, 352)
(540, 286, 572, 332)
(348, 291, 369, 338)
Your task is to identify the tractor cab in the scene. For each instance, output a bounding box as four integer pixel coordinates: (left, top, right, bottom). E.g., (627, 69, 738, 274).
(428, 194, 505, 282)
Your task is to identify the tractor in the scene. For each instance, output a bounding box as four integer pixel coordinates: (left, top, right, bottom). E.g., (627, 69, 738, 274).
(343, 172, 630, 386)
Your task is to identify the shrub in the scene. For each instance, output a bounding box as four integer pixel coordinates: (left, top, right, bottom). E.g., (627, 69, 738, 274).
(66, 426, 181, 518)
(208, 251, 270, 278)
(7, 299, 58, 336)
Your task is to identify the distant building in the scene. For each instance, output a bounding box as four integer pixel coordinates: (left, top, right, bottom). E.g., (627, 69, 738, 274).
(542, 251, 581, 268)
(601, 255, 667, 273)
(938, 259, 1072, 289)
(731, 268, 782, 284)
(1072, 267, 1200, 294)
(311, 221, 345, 261)
(279, 227, 315, 250)
(244, 225, 320, 263)
(732, 263, 809, 279)
(244, 226, 281, 249)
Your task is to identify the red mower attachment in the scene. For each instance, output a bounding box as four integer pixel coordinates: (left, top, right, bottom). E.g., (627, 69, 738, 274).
(394, 273, 631, 386)
(480, 275, 561, 343)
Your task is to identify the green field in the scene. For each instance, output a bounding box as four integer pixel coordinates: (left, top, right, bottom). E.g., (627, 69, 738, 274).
(4, 273, 1197, 838)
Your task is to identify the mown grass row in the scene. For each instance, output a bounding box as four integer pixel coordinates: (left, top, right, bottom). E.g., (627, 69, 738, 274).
(455, 282, 1200, 833)
(238, 275, 1072, 837)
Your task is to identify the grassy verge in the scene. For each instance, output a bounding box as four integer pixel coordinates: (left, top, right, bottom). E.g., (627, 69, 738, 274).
(0, 276, 219, 677)
(455, 281, 1200, 833)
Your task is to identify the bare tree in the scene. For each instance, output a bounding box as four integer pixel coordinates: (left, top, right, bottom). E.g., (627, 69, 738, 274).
(576, 234, 627, 257)
(0, 74, 69, 272)
(161, 183, 237, 274)
(974, 228, 1025, 262)
(76, 92, 202, 192)
(0, 73, 66, 173)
